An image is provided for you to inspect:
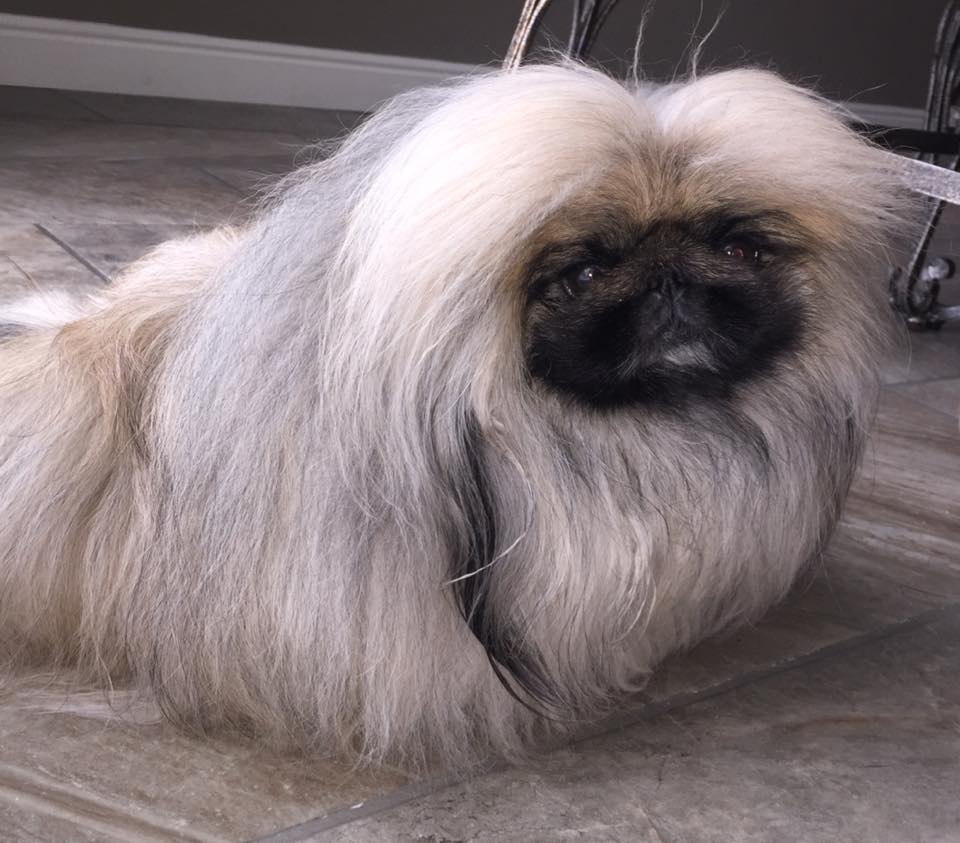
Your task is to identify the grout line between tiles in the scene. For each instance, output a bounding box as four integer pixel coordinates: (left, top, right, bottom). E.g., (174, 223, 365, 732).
(58, 90, 114, 122)
(33, 223, 111, 284)
(884, 372, 960, 388)
(2, 254, 33, 287)
(249, 773, 469, 843)
(576, 602, 959, 741)
(197, 166, 248, 195)
(882, 385, 960, 423)
(906, 398, 960, 422)
(0, 762, 227, 843)
(252, 602, 959, 842)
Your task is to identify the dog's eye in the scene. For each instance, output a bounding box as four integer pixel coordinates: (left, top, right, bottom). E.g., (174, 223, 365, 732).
(560, 264, 602, 297)
(574, 265, 600, 285)
(720, 240, 761, 263)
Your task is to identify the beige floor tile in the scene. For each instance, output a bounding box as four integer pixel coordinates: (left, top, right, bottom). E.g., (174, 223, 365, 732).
(0, 801, 113, 843)
(39, 221, 200, 280)
(889, 375, 960, 419)
(0, 684, 409, 842)
(0, 159, 244, 227)
(881, 323, 960, 384)
(838, 389, 960, 594)
(0, 223, 102, 301)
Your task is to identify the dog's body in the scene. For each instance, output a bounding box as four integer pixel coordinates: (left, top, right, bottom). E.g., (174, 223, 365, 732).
(0, 64, 905, 768)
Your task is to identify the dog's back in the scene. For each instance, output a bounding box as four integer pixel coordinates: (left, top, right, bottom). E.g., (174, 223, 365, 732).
(0, 228, 239, 669)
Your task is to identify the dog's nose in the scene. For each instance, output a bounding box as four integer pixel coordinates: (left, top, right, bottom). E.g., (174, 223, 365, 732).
(646, 267, 684, 295)
(641, 268, 686, 331)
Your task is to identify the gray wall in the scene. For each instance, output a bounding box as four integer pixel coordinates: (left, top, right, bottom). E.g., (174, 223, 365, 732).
(0, 1, 945, 107)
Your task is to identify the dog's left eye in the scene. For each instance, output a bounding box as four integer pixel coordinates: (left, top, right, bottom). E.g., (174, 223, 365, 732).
(562, 263, 601, 285)
(720, 240, 761, 263)
(573, 265, 600, 286)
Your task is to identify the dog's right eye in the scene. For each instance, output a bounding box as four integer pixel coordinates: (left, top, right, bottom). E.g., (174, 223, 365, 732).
(560, 264, 603, 298)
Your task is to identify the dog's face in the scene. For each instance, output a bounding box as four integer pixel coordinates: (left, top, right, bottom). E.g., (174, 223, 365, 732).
(521, 189, 807, 408)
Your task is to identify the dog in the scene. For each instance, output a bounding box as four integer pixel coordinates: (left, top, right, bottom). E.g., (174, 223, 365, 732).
(0, 63, 908, 769)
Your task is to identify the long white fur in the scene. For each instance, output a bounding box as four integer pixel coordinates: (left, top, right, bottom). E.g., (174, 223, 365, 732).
(0, 289, 99, 331)
(0, 63, 907, 769)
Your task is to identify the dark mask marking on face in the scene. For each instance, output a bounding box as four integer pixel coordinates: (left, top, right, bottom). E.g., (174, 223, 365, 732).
(523, 209, 807, 410)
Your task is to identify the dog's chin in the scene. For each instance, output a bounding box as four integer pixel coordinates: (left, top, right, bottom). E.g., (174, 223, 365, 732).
(529, 343, 727, 409)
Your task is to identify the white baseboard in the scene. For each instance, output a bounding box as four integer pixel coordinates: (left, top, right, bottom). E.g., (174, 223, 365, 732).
(0, 13, 478, 112)
(0, 13, 927, 128)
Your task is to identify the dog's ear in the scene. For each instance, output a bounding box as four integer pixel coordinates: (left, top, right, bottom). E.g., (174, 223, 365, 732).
(443, 411, 565, 714)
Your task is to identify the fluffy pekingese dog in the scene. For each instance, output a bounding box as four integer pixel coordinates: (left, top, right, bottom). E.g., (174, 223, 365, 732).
(0, 63, 907, 768)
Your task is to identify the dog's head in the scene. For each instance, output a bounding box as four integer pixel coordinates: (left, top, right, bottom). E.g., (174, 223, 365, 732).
(329, 64, 903, 421)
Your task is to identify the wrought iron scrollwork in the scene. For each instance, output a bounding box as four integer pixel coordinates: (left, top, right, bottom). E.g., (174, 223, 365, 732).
(504, 0, 623, 70)
(889, 0, 960, 329)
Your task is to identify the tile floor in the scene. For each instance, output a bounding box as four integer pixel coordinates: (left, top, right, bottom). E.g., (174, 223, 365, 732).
(0, 85, 958, 843)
